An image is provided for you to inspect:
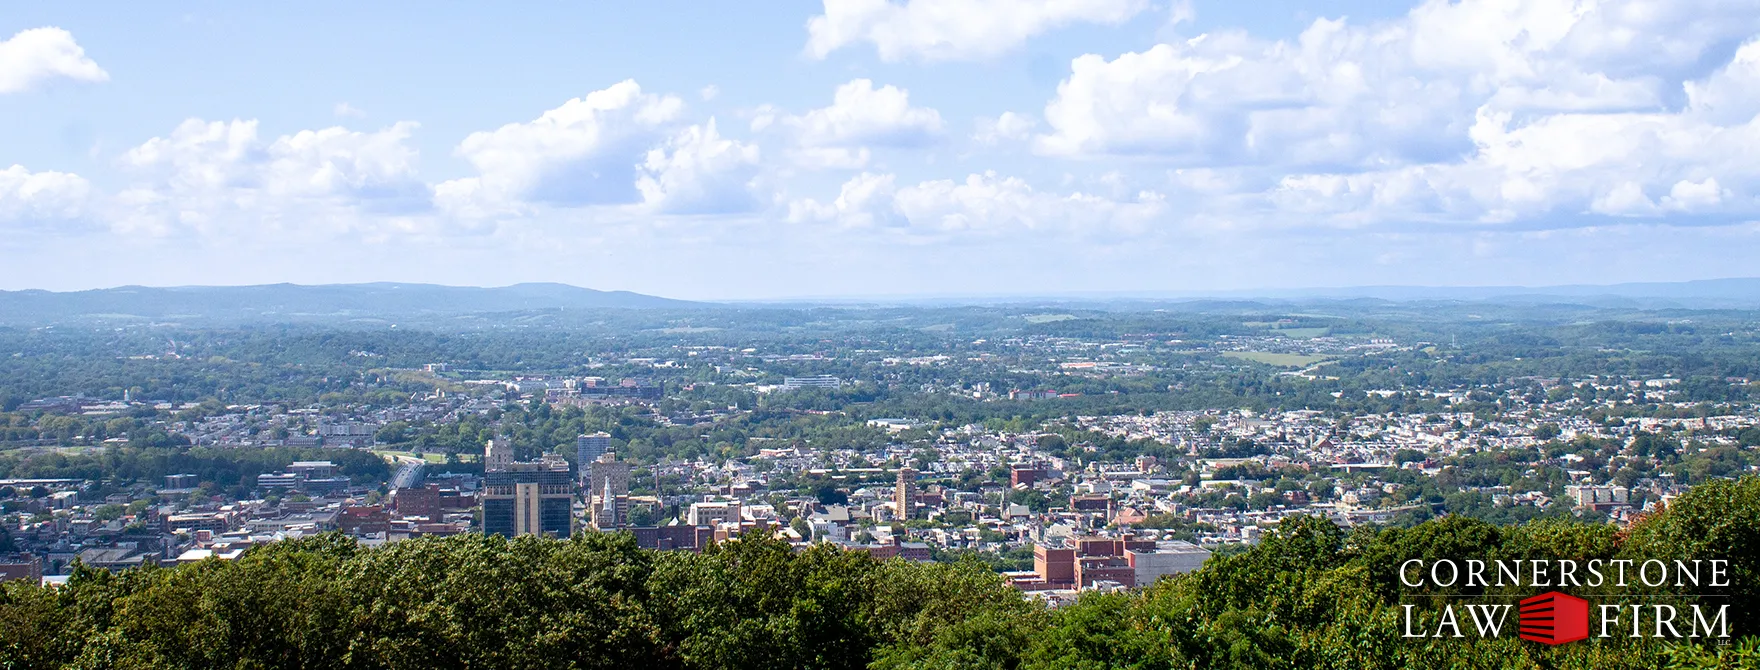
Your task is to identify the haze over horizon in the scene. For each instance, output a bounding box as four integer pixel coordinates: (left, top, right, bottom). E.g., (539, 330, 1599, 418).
(4, 0, 1760, 299)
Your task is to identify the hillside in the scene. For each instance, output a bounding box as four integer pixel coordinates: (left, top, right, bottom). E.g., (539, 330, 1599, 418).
(0, 283, 703, 326)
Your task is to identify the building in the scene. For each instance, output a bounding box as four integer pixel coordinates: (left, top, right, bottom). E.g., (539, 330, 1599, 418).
(688, 501, 741, 527)
(894, 467, 916, 520)
(0, 554, 42, 583)
(1127, 541, 1211, 586)
(629, 525, 715, 551)
(165, 512, 230, 534)
(1021, 535, 1170, 591)
(256, 473, 302, 490)
(481, 456, 574, 538)
(588, 453, 633, 529)
(484, 439, 515, 473)
(288, 461, 335, 478)
(76, 547, 157, 572)
(339, 505, 392, 535)
(1565, 485, 1630, 510)
(781, 376, 843, 390)
(578, 378, 664, 401)
(164, 473, 199, 489)
(576, 433, 611, 484)
(1033, 545, 1076, 586)
(1011, 463, 1051, 487)
(393, 483, 442, 519)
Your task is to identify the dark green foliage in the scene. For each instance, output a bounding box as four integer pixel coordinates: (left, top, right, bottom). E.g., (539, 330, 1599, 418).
(4, 479, 1760, 669)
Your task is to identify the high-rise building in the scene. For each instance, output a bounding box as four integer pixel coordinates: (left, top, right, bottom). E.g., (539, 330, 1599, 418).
(588, 453, 633, 529)
(576, 433, 611, 484)
(481, 457, 573, 538)
(894, 467, 916, 520)
(484, 439, 514, 472)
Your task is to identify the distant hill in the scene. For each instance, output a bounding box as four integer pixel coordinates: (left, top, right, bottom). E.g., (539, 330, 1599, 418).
(753, 277, 1760, 310)
(0, 283, 702, 325)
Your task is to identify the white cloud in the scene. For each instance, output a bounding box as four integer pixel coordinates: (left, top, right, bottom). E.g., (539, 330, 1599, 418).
(805, 0, 1149, 62)
(437, 80, 684, 216)
(333, 102, 367, 119)
(116, 118, 427, 236)
(1038, 0, 1760, 163)
(0, 27, 108, 94)
(789, 146, 873, 170)
(1029, 0, 1760, 228)
(637, 119, 764, 214)
(973, 112, 1036, 145)
(791, 170, 1165, 235)
(775, 79, 943, 169)
(0, 165, 91, 227)
(793, 79, 943, 148)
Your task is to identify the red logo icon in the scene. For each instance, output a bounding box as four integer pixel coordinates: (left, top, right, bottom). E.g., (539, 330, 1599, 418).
(1519, 592, 1589, 645)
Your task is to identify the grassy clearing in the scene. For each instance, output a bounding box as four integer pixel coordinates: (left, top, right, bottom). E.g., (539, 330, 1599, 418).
(1023, 314, 1078, 324)
(1221, 351, 1331, 367)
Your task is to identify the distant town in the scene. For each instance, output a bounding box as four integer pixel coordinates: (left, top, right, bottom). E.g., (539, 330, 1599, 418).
(3, 302, 1757, 605)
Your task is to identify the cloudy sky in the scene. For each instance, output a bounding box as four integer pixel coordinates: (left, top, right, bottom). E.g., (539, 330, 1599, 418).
(3, 0, 1759, 299)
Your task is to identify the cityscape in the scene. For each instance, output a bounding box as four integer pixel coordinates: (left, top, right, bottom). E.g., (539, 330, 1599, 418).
(4, 0, 1760, 667)
(4, 299, 1756, 609)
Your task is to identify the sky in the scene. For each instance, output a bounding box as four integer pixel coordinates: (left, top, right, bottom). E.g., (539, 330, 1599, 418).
(2, 0, 1759, 300)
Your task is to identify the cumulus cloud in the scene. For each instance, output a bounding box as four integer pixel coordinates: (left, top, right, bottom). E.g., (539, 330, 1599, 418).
(0, 165, 92, 228)
(973, 112, 1036, 145)
(115, 118, 427, 235)
(1033, 0, 1760, 228)
(794, 79, 943, 147)
(791, 170, 1165, 235)
(775, 79, 943, 169)
(0, 27, 108, 94)
(436, 80, 684, 217)
(805, 0, 1149, 62)
(637, 119, 764, 214)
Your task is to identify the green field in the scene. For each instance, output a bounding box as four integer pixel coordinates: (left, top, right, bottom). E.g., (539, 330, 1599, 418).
(1271, 327, 1330, 338)
(1023, 313, 1078, 323)
(1221, 351, 1331, 367)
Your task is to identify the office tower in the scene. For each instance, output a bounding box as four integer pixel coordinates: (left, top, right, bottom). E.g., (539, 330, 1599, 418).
(576, 432, 611, 484)
(895, 467, 916, 520)
(484, 438, 514, 472)
(588, 453, 633, 529)
(481, 458, 573, 538)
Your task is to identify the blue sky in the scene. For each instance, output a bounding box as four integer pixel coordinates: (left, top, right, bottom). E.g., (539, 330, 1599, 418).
(2, 0, 1758, 299)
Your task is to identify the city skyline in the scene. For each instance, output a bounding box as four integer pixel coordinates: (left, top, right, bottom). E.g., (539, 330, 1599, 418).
(4, 0, 1760, 299)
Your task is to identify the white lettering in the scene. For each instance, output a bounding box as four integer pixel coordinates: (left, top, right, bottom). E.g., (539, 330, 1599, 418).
(1557, 560, 1579, 587)
(1599, 604, 1622, 638)
(1674, 560, 1700, 587)
(1436, 605, 1463, 638)
(1710, 560, 1729, 587)
(1586, 559, 1605, 587)
(1403, 604, 1426, 638)
(1465, 604, 1510, 637)
(1465, 560, 1486, 587)
(1691, 605, 1730, 639)
(1531, 560, 1550, 587)
(1654, 605, 1682, 638)
(1612, 560, 1632, 587)
(1431, 560, 1459, 588)
(1399, 559, 1425, 588)
(1498, 560, 1521, 587)
(1641, 560, 1667, 588)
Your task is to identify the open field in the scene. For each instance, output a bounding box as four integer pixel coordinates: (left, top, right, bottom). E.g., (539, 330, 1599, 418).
(1221, 351, 1332, 367)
